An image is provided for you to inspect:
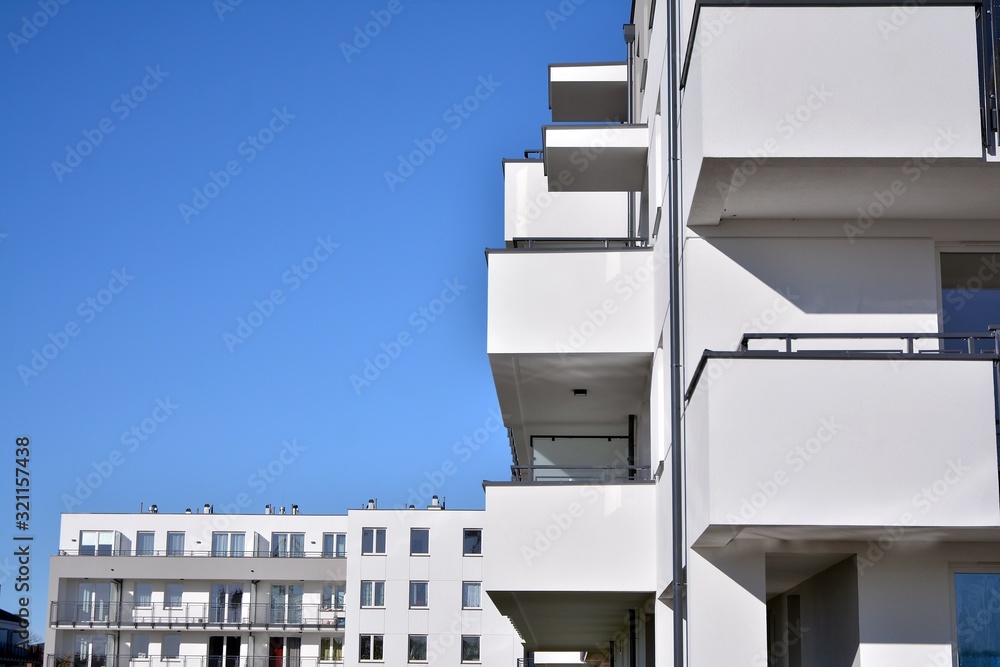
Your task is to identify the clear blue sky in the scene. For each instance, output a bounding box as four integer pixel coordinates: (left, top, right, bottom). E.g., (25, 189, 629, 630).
(0, 0, 627, 635)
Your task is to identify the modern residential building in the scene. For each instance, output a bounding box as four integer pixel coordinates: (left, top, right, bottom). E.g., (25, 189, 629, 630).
(482, 1, 1000, 667)
(45, 502, 521, 667)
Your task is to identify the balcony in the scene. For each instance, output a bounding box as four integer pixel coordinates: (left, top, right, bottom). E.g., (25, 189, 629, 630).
(483, 482, 655, 651)
(502, 160, 630, 247)
(684, 333, 1000, 546)
(548, 63, 628, 122)
(681, 4, 1000, 225)
(49, 601, 345, 631)
(46, 657, 342, 667)
(542, 125, 649, 192)
(486, 248, 658, 468)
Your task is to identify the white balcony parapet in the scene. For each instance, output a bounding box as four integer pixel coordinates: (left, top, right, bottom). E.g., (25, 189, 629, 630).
(685, 353, 1000, 547)
(681, 5, 1000, 225)
(549, 62, 628, 123)
(542, 125, 649, 192)
(503, 160, 629, 245)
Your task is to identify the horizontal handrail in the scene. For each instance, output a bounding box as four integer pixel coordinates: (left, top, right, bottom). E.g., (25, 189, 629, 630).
(686, 331, 1000, 402)
(55, 550, 346, 558)
(511, 464, 651, 483)
(49, 601, 345, 628)
(511, 237, 648, 249)
(47, 656, 344, 667)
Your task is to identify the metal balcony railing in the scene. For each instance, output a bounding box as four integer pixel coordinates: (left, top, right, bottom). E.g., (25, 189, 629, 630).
(48, 602, 346, 630)
(511, 464, 651, 483)
(54, 549, 347, 559)
(47, 657, 343, 667)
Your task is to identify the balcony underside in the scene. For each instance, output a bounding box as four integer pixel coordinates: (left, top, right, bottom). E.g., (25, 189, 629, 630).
(689, 157, 1000, 226)
(549, 63, 628, 123)
(542, 125, 649, 192)
(490, 353, 650, 468)
(701, 524, 1000, 548)
(489, 591, 650, 651)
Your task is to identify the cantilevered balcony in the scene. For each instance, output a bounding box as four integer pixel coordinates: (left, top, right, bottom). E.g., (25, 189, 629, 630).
(483, 482, 655, 651)
(542, 125, 649, 192)
(682, 5, 1000, 225)
(487, 248, 658, 469)
(49, 601, 345, 630)
(502, 160, 630, 247)
(549, 63, 628, 122)
(684, 333, 1000, 547)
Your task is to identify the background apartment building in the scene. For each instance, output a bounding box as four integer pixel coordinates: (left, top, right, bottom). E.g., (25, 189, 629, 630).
(45, 502, 520, 667)
(481, 1, 1000, 666)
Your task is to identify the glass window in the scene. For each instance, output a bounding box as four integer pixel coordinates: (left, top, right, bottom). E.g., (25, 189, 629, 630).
(271, 533, 305, 557)
(320, 638, 343, 662)
(462, 582, 481, 609)
(270, 584, 303, 623)
(80, 531, 116, 556)
(410, 528, 429, 555)
(461, 636, 480, 663)
(135, 532, 154, 556)
(211, 533, 245, 557)
(409, 582, 428, 608)
(362, 528, 386, 555)
(940, 252, 1000, 351)
(162, 635, 180, 659)
(407, 635, 427, 662)
(135, 583, 152, 608)
(165, 583, 183, 608)
(463, 529, 482, 556)
(361, 581, 385, 608)
(359, 635, 383, 662)
(322, 533, 347, 558)
(166, 532, 185, 556)
(131, 634, 149, 658)
(955, 572, 1000, 663)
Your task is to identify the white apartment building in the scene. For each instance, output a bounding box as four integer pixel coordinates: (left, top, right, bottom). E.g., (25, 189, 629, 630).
(482, 1, 1000, 667)
(45, 503, 520, 667)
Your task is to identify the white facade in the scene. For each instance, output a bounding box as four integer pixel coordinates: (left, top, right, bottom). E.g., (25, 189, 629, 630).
(45, 505, 520, 667)
(482, 1, 1000, 667)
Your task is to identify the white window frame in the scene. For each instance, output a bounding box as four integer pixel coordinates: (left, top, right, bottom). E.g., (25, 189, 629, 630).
(359, 634, 383, 662)
(361, 581, 385, 608)
(462, 582, 482, 609)
(408, 581, 428, 608)
(361, 528, 386, 555)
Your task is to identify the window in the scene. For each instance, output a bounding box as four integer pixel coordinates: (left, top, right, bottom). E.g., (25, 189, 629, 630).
(461, 636, 480, 663)
(361, 581, 385, 607)
(361, 528, 386, 554)
(407, 635, 427, 662)
(165, 583, 183, 608)
(270, 584, 303, 623)
(322, 584, 346, 610)
(131, 634, 149, 659)
(940, 252, 1000, 351)
(80, 530, 116, 556)
(322, 533, 347, 558)
(162, 635, 180, 659)
(211, 533, 245, 557)
(359, 635, 383, 662)
(320, 638, 343, 662)
(78, 582, 113, 622)
(410, 528, 429, 555)
(210, 584, 244, 623)
(462, 582, 481, 609)
(270, 533, 305, 558)
(955, 572, 1000, 663)
(409, 581, 428, 608)
(135, 532, 154, 556)
(135, 583, 152, 608)
(166, 532, 185, 556)
(463, 529, 482, 555)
